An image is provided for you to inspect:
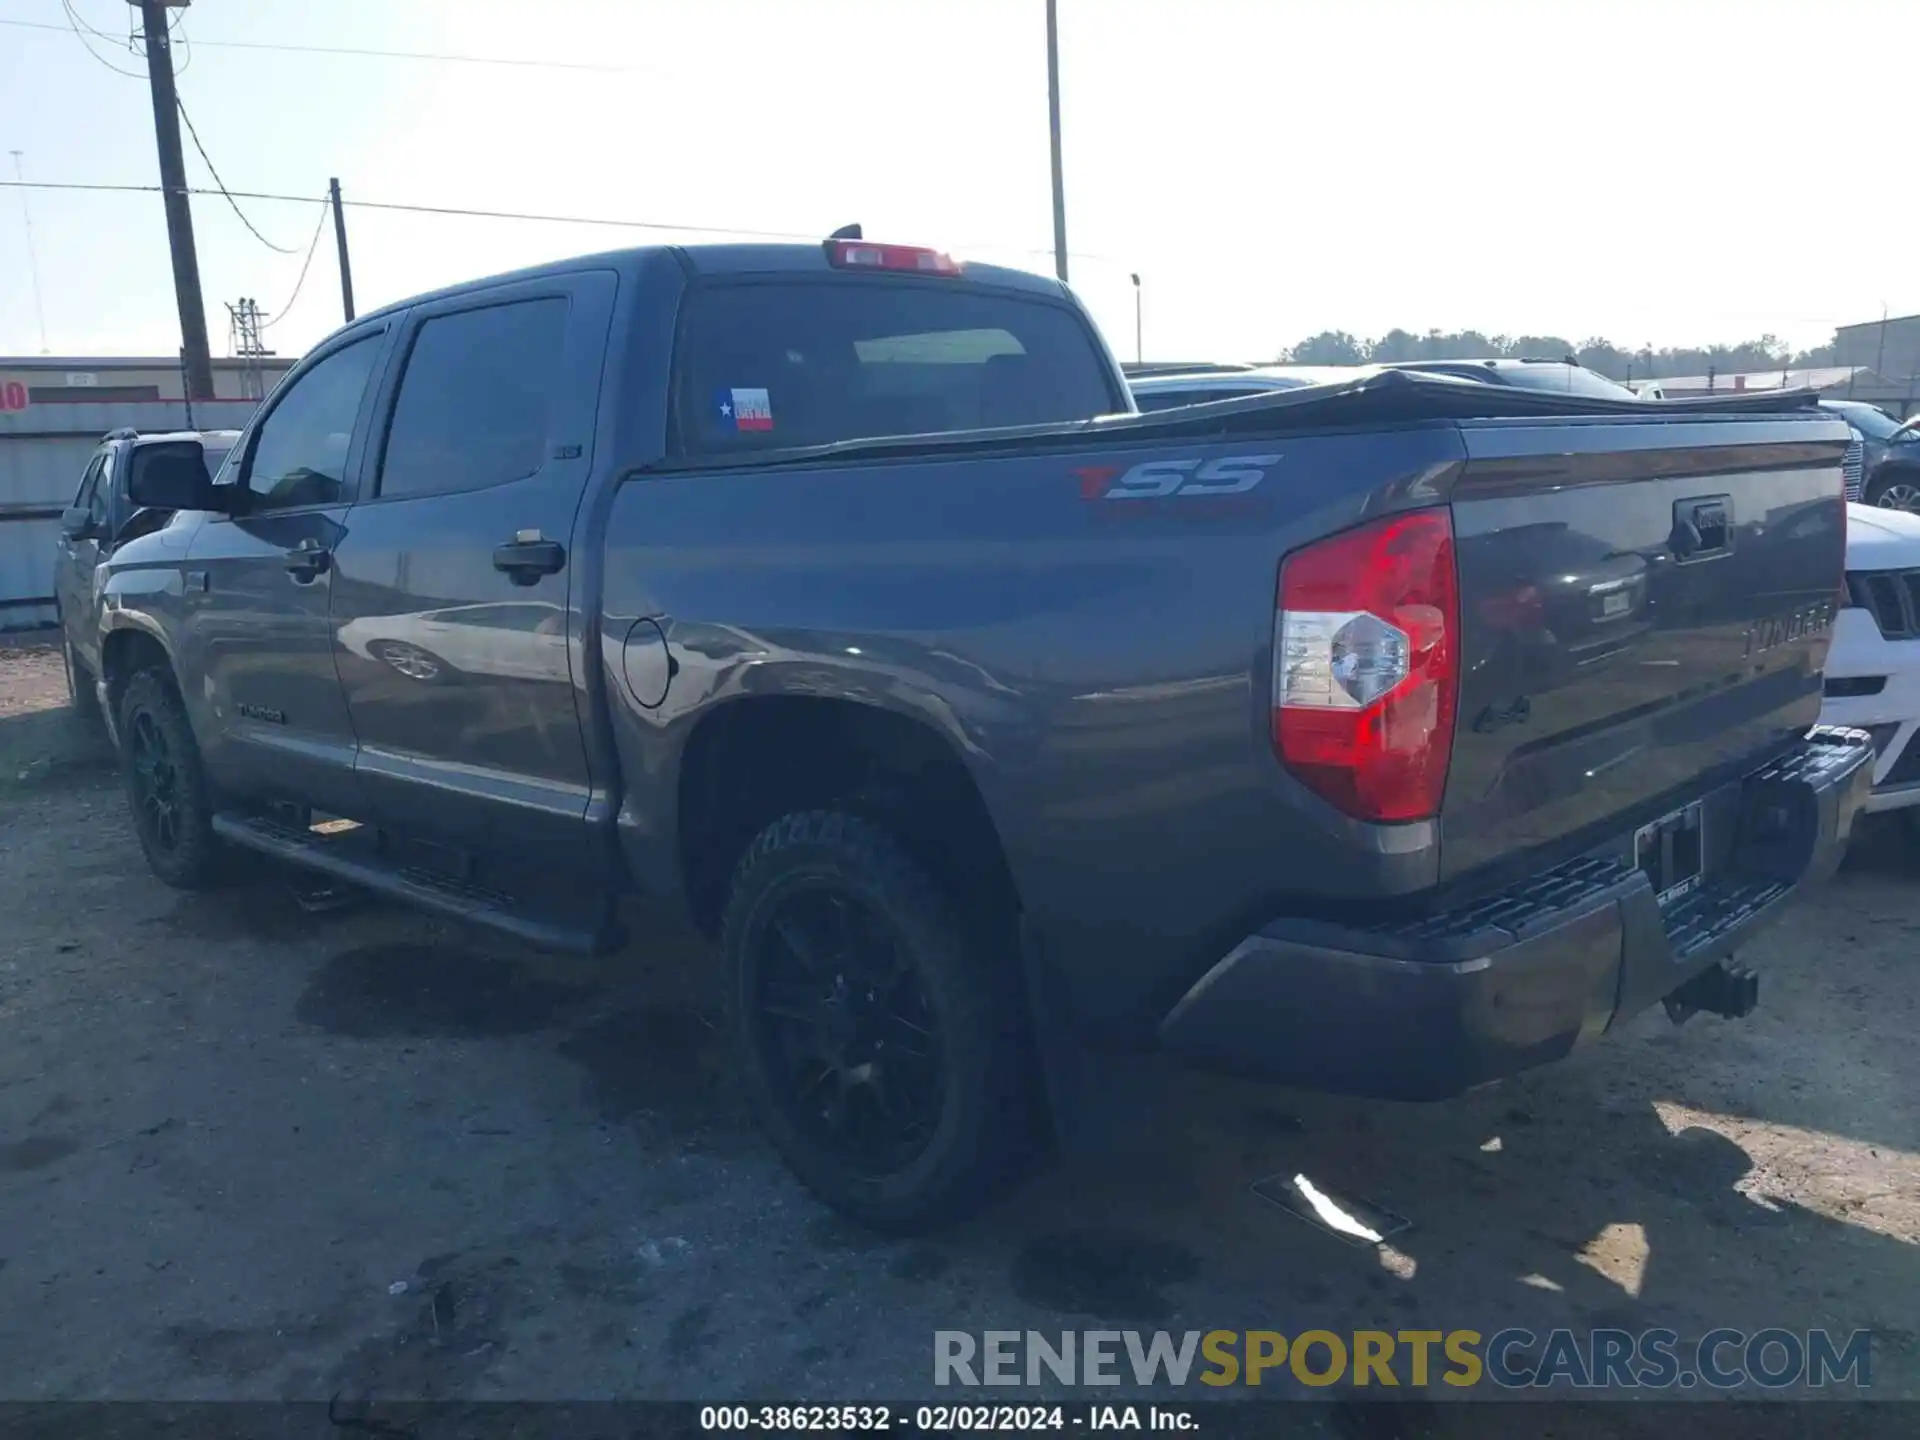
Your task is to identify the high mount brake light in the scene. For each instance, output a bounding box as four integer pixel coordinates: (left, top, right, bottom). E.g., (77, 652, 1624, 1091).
(824, 239, 963, 276)
(1273, 508, 1460, 823)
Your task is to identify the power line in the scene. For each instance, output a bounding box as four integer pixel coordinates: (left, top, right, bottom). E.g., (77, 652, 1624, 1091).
(0, 179, 826, 242)
(62, 0, 129, 48)
(0, 179, 1123, 266)
(55, 0, 145, 78)
(174, 98, 299, 253)
(259, 198, 334, 329)
(1, 17, 626, 72)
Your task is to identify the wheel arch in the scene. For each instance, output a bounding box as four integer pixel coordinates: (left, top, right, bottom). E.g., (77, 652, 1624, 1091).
(673, 694, 1020, 950)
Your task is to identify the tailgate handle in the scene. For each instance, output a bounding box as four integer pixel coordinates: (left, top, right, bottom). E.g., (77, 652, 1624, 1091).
(1672, 496, 1732, 559)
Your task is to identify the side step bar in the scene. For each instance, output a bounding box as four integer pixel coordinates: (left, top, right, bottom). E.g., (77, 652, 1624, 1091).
(211, 811, 619, 955)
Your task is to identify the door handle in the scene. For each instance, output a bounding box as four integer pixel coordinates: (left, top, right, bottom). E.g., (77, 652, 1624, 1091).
(493, 532, 566, 586)
(284, 540, 332, 581)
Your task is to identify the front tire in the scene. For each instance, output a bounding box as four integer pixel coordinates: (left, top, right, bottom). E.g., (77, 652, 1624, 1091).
(1867, 470, 1920, 514)
(117, 668, 228, 889)
(721, 810, 1033, 1232)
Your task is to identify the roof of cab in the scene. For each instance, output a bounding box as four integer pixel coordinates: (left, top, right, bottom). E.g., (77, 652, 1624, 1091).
(353, 241, 1071, 330)
(107, 429, 242, 447)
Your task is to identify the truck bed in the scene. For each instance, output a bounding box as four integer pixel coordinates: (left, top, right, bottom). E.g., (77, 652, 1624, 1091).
(604, 369, 1857, 1061)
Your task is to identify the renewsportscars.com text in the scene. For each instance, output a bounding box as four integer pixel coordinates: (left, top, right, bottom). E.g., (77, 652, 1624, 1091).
(934, 1328, 1872, 1391)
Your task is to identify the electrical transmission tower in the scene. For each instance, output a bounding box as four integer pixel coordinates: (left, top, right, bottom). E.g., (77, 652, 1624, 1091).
(225, 297, 274, 400)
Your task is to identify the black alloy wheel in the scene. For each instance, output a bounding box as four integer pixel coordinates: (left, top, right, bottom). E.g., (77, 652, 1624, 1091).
(749, 883, 946, 1174)
(722, 810, 1032, 1232)
(116, 669, 228, 888)
(127, 706, 183, 853)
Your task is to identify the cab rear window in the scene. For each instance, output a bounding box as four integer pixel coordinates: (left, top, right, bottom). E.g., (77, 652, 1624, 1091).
(671, 280, 1118, 455)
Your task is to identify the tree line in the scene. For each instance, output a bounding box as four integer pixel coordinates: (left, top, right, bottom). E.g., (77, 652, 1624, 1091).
(1280, 329, 1838, 381)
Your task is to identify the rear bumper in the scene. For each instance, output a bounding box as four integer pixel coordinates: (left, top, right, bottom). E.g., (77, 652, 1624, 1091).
(1157, 727, 1874, 1100)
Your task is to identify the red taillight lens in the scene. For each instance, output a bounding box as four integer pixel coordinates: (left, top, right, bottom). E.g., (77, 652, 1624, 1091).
(824, 238, 962, 276)
(1273, 508, 1459, 823)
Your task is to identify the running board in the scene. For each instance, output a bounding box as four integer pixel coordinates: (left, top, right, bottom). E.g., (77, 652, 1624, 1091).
(210, 811, 618, 955)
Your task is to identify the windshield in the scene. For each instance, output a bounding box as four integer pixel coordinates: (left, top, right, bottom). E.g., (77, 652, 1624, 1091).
(1491, 365, 1639, 400)
(1131, 379, 1312, 411)
(1831, 403, 1908, 441)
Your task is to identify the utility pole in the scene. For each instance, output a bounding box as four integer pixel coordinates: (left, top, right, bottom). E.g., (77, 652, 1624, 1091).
(329, 177, 355, 322)
(132, 0, 214, 401)
(1045, 0, 1068, 284)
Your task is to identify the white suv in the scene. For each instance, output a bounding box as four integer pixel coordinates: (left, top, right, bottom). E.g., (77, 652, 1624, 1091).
(1825, 503, 1920, 829)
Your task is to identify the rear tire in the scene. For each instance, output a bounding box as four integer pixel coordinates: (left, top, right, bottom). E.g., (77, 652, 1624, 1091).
(721, 810, 1034, 1233)
(117, 668, 228, 889)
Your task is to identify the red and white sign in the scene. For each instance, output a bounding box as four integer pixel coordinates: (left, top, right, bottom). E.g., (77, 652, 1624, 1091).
(0, 380, 29, 413)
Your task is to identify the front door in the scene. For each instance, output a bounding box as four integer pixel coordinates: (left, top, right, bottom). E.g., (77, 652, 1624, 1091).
(53, 449, 110, 670)
(327, 273, 615, 870)
(177, 327, 391, 814)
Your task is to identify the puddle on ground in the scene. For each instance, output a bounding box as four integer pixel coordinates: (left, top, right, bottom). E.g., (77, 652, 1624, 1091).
(151, 882, 341, 944)
(0, 1134, 80, 1173)
(295, 944, 581, 1038)
(557, 1004, 743, 1142)
(1010, 1228, 1200, 1321)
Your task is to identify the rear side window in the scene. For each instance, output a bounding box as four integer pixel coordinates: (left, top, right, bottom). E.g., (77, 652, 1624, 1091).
(671, 281, 1117, 455)
(378, 297, 570, 500)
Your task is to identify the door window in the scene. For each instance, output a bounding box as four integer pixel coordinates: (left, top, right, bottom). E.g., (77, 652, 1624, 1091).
(71, 454, 106, 511)
(239, 333, 383, 512)
(89, 450, 114, 527)
(376, 297, 570, 500)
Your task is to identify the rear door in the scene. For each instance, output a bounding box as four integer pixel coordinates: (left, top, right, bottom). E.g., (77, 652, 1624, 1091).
(327, 272, 615, 869)
(179, 327, 392, 813)
(1442, 415, 1847, 880)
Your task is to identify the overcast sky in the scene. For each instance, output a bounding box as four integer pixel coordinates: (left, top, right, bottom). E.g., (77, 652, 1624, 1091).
(0, 0, 1910, 365)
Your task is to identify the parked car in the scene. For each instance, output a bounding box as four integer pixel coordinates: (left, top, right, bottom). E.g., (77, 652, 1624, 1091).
(1385, 357, 1641, 399)
(89, 236, 1870, 1230)
(1826, 502, 1920, 830)
(52, 427, 238, 724)
(1820, 399, 1920, 512)
(1127, 364, 1361, 411)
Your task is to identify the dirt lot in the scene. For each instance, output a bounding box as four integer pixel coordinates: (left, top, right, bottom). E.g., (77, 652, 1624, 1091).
(1, 631, 1916, 1426)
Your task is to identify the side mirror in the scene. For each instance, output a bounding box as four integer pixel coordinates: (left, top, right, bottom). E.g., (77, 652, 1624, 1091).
(126, 441, 217, 512)
(60, 506, 97, 541)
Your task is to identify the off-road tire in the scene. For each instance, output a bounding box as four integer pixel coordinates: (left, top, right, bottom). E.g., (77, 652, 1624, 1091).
(117, 668, 229, 889)
(721, 810, 1034, 1232)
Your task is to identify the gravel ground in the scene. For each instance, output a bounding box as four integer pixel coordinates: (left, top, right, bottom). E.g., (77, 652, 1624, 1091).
(1, 631, 1915, 1431)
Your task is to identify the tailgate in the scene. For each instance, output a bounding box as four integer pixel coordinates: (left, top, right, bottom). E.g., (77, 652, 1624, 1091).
(1441, 414, 1849, 881)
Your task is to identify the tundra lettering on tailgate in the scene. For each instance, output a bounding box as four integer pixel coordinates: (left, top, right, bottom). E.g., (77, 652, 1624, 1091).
(1742, 600, 1834, 659)
(1076, 454, 1283, 501)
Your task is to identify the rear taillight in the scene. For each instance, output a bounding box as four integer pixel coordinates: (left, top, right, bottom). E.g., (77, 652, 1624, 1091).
(1273, 508, 1460, 823)
(824, 238, 962, 276)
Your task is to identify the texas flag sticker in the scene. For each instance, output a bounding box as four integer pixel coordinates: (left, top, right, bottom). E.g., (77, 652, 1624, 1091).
(716, 387, 773, 432)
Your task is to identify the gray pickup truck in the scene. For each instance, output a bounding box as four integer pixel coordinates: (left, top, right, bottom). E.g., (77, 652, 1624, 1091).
(93, 235, 1872, 1229)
